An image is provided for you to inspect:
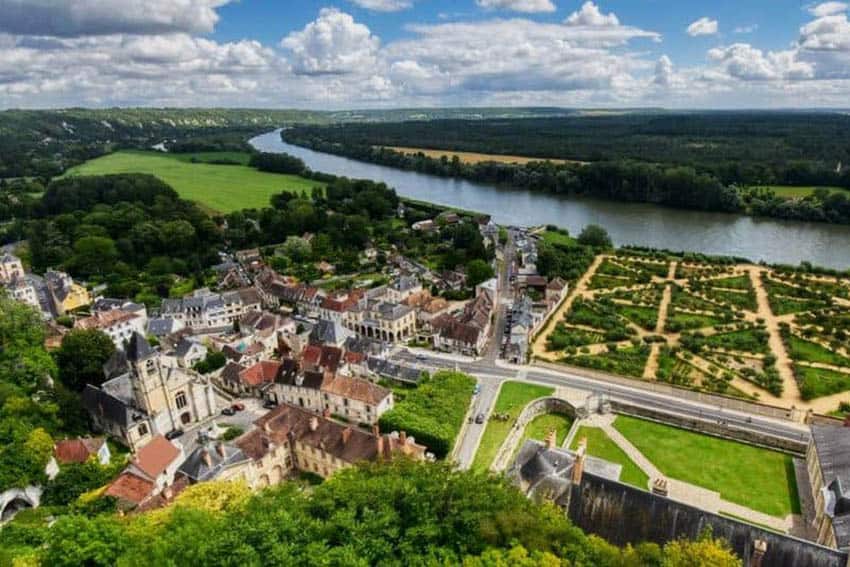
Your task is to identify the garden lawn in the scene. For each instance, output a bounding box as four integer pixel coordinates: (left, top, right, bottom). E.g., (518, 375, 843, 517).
(613, 416, 799, 518)
(786, 336, 850, 367)
(64, 150, 321, 213)
(471, 381, 554, 472)
(569, 426, 648, 489)
(796, 364, 850, 400)
(516, 413, 573, 454)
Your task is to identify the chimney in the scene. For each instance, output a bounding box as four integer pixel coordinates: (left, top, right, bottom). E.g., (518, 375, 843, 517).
(216, 442, 226, 458)
(545, 428, 557, 449)
(571, 437, 587, 485)
(372, 424, 380, 437)
(376, 435, 385, 458)
(323, 407, 331, 419)
(399, 431, 407, 445)
(342, 427, 352, 445)
(652, 478, 668, 497)
(752, 539, 768, 567)
(309, 416, 319, 432)
(202, 449, 212, 468)
(264, 421, 273, 434)
(163, 485, 174, 500)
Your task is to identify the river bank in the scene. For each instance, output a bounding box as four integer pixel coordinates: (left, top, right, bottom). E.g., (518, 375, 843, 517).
(250, 130, 850, 270)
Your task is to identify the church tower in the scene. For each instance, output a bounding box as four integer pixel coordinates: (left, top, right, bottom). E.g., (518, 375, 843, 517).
(126, 333, 167, 415)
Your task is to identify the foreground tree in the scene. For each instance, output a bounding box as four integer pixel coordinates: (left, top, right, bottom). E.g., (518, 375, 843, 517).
(56, 329, 116, 391)
(577, 224, 613, 249)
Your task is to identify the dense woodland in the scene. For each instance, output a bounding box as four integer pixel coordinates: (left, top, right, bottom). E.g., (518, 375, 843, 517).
(283, 113, 850, 224)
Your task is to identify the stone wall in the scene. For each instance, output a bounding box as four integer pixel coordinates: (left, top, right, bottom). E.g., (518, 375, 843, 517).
(611, 401, 809, 455)
(490, 397, 577, 471)
(568, 473, 847, 567)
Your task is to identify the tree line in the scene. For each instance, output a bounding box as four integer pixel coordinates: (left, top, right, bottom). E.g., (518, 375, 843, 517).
(283, 120, 850, 225)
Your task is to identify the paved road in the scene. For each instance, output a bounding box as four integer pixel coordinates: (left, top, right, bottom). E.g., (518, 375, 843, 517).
(453, 378, 504, 469)
(394, 350, 811, 447)
(482, 229, 514, 363)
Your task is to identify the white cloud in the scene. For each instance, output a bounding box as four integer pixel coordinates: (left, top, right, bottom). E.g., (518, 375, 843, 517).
(653, 55, 673, 87)
(348, 0, 413, 12)
(565, 2, 620, 26)
(475, 0, 556, 13)
(708, 43, 814, 80)
(0, 0, 232, 37)
(809, 2, 848, 17)
(799, 12, 850, 50)
(687, 17, 718, 37)
(281, 8, 380, 76)
(734, 24, 758, 34)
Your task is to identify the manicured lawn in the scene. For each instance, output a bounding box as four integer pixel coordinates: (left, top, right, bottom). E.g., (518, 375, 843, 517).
(787, 335, 850, 367)
(471, 381, 554, 471)
(569, 426, 649, 489)
(64, 150, 322, 213)
(516, 413, 573, 454)
(613, 415, 800, 518)
(540, 228, 576, 247)
(796, 364, 850, 400)
(566, 345, 650, 379)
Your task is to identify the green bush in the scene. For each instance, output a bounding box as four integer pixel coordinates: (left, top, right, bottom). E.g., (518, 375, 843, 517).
(378, 370, 475, 458)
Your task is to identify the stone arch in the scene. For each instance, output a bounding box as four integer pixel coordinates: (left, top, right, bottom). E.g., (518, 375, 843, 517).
(0, 486, 41, 523)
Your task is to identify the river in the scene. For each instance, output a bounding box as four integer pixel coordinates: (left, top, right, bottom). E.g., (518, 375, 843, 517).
(250, 130, 850, 269)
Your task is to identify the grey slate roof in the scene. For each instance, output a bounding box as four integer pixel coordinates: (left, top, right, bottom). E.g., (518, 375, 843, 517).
(177, 443, 249, 482)
(509, 440, 623, 506)
(367, 356, 423, 384)
(125, 332, 154, 362)
(147, 318, 178, 337)
(812, 425, 850, 548)
(309, 319, 353, 346)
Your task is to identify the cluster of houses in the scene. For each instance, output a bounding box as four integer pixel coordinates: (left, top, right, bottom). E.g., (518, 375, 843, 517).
(0, 252, 92, 320)
(502, 229, 568, 363)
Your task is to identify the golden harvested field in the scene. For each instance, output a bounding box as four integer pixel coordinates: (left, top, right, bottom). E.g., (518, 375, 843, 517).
(386, 146, 585, 165)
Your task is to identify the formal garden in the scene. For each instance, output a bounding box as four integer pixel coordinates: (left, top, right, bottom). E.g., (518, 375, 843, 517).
(536, 249, 850, 411)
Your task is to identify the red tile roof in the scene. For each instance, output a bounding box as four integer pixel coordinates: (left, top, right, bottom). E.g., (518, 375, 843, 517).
(105, 472, 155, 506)
(322, 375, 390, 406)
(54, 437, 105, 464)
(133, 435, 180, 479)
(239, 360, 282, 387)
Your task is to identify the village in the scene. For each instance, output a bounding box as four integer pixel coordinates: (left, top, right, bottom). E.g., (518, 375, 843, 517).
(0, 210, 568, 513)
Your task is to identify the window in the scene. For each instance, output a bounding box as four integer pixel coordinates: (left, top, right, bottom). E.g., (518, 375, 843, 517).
(175, 391, 187, 409)
(137, 422, 149, 437)
(343, 399, 349, 407)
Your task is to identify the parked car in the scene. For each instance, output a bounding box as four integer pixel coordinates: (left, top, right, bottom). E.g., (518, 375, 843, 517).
(231, 403, 245, 412)
(221, 407, 236, 416)
(473, 383, 482, 395)
(263, 399, 278, 409)
(475, 413, 486, 424)
(165, 429, 184, 440)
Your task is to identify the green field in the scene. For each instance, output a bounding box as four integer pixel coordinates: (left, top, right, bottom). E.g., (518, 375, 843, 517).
(569, 426, 649, 489)
(613, 416, 799, 517)
(471, 381, 554, 472)
(515, 413, 573, 456)
(64, 150, 321, 213)
(754, 185, 848, 199)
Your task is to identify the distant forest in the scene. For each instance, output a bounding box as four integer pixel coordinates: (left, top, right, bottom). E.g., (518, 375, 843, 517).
(283, 113, 850, 225)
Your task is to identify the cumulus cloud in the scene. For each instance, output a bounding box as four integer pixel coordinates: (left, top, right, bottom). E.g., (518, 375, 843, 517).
(799, 12, 850, 50)
(687, 17, 718, 37)
(475, 0, 556, 13)
(653, 55, 674, 87)
(348, 0, 413, 12)
(281, 8, 380, 75)
(565, 2, 620, 26)
(809, 2, 848, 17)
(708, 43, 814, 80)
(0, 0, 231, 37)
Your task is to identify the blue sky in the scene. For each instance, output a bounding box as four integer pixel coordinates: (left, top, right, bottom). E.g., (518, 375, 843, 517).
(0, 0, 848, 108)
